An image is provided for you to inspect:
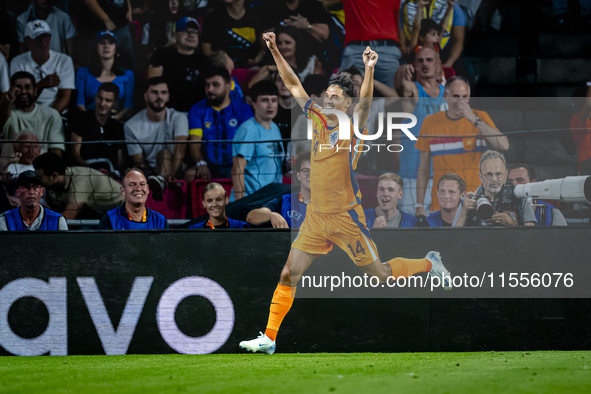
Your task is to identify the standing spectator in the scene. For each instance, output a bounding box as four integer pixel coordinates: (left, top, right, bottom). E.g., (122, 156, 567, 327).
(33, 152, 123, 219)
(124, 78, 188, 200)
(202, 0, 264, 67)
(0, 72, 65, 158)
(425, 173, 465, 227)
(75, 30, 134, 120)
(508, 163, 567, 226)
(150, 17, 210, 112)
(394, 46, 445, 214)
(246, 150, 311, 228)
(340, 0, 402, 88)
(188, 67, 253, 180)
(231, 81, 284, 201)
(188, 182, 250, 229)
(0, 170, 68, 231)
(0, 53, 9, 93)
(70, 82, 126, 176)
(98, 168, 169, 229)
(208, 50, 244, 102)
(415, 76, 508, 215)
(81, 0, 135, 70)
(364, 173, 419, 228)
(16, 0, 77, 56)
(3, 131, 41, 179)
(10, 20, 75, 113)
(400, 0, 465, 68)
(273, 71, 306, 164)
(141, 0, 188, 53)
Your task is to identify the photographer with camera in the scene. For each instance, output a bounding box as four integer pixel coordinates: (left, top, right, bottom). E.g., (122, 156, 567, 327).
(456, 151, 536, 227)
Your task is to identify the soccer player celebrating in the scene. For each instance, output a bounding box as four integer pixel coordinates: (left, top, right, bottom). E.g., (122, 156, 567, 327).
(239, 32, 451, 355)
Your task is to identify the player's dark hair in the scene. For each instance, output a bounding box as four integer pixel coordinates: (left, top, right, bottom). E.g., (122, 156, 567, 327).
(419, 18, 443, 37)
(204, 66, 231, 84)
(507, 163, 537, 182)
(296, 150, 311, 172)
(302, 75, 329, 97)
(33, 152, 66, 176)
(327, 74, 357, 98)
(145, 77, 169, 91)
(98, 82, 120, 99)
(250, 81, 279, 102)
(10, 71, 36, 88)
(437, 173, 466, 194)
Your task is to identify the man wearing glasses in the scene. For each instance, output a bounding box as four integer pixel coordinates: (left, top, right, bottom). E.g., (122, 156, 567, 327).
(456, 151, 536, 227)
(0, 170, 67, 231)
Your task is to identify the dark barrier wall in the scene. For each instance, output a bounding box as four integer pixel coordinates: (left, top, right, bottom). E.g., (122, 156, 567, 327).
(1, 228, 591, 356)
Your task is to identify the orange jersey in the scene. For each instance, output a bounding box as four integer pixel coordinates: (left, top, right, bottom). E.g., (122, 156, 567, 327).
(304, 100, 367, 213)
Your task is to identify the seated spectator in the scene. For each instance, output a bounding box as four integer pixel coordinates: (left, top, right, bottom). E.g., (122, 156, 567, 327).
(9, 20, 75, 113)
(33, 152, 123, 219)
(400, 0, 465, 68)
(124, 78, 188, 200)
(70, 82, 126, 177)
(141, 0, 188, 54)
(0, 170, 67, 231)
(231, 81, 284, 201)
(457, 151, 536, 227)
(16, 0, 77, 56)
(189, 182, 250, 228)
(246, 150, 311, 228)
(208, 50, 244, 102)
(508, 163, 567, 226)
(425, 173, 466, 227)
(3, 131, 41, 178)
(202, 0, 264, 67)
(0, 53, 8, 94)
(415, 76, 509, 217)
(98, 168, 169, 230)
(364, 173, 419, 228)
(188, 67, 253, 180)
(0, 72, 65, 158)
(75, 31, 134, 121)
(150, 17, 210, 112)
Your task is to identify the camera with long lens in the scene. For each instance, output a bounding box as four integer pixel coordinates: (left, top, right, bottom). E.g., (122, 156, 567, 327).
(513, 176, 591, 204)
(468, 194, 494, 220)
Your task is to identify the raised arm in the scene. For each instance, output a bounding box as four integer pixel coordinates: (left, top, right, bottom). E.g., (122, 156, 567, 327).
(262, 32, 309, 108)
(354, 47, 378, 130)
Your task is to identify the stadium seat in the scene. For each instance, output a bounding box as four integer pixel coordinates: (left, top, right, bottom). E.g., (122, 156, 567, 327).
(146, 180, 188, 219)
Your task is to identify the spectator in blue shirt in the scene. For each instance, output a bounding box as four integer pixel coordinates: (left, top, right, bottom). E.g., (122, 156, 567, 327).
(425, 173, 466, 227)
(188, 67, 253, 180)
(208, 50, 244, 103)
(76, 31, 134, 121)
(189, 182, 250, 229)
(98, 168, 169, 230)
(364, 173, 419, 228)
(231, 81, 284, 201)
(246, 150, 311, 228)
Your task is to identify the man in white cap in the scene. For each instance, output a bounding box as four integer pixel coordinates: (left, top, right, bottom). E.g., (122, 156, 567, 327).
(9, 19, 75, 113)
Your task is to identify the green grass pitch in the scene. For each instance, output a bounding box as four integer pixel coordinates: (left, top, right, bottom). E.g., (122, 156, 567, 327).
(1, 351, 590, 393)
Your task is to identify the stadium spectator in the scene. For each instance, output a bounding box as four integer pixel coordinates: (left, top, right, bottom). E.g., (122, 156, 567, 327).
(415, 76, 509, 216)
(364, 173, 419, 228)
(246, 150, 311, 228)
(75, 31, 134, 121)
(0, 170, 68, 231)
(124, 78, 188, 200)
(202, 0, 264, 67)
(81, 0, 135, 70)
(394, 46, 445, 214)
(0, 9, 13, 61)
(16, 0, 77, 56)
(98, 168, 169, 229)
(3, 131, 41, 179)
(70, 82, 126, 177)
(417, 18, 443, 50)
(507, 163, 567, 226)
(339, 0, 402, 88)
(141, 0, 189, 54)
(400, 0, 465, 68)
(231, 81, 284, 200)
(274, 71, 306, 162)
(0, 53, 9, 93)
(10, 20, 75, 113)
(0, 72, 65, 158)
(208, 50, 244, 102)
(187, 67, 253, 180)
(149, 17, 210, 112)
(425, 173, 465, 227)
(457, 151, 536, 227)
(188, 182, 250, 228)
(33, 152, 123, 219)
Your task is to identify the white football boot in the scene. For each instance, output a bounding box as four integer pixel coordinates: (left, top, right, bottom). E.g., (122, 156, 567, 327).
(239, 332, 276, 355)
(425, 251, 452, 290)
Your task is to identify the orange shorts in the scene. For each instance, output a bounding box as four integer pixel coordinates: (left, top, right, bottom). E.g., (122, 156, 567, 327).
(291, 203, 379, 266)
